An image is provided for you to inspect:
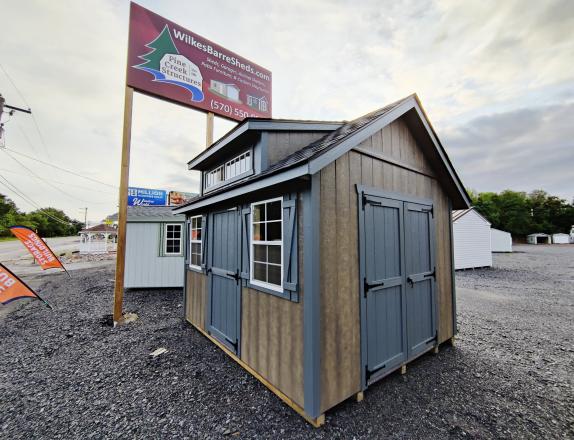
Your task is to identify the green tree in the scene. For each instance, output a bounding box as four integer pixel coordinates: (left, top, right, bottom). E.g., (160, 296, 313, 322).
(136, 25, 179, 71)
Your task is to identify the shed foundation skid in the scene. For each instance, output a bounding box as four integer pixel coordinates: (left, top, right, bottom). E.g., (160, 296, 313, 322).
(178, 94, 469, 425)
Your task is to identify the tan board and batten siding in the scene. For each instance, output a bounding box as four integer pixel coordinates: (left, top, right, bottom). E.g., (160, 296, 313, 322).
(185, 199, 306, 408)
(267, 131, 331, 165)
(319, 118, 454, 413)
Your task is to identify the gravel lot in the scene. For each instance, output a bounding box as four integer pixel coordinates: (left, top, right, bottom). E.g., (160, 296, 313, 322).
(1, 245, 573, 439)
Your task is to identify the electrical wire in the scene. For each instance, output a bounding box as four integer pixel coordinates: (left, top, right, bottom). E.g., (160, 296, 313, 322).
(0, 174, 74, 226)
(2, 148, 113, 205)
(2, 146, 118, 189)
(0, 63, 51, 161)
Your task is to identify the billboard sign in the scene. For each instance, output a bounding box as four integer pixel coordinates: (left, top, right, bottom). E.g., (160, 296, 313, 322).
(168, 191, 196, 206)
(127, 187, 167, 206)
(127, 2, 272, 121)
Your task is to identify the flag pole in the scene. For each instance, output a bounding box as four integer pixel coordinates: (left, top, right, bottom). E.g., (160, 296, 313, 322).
(113, 86, 134, 325)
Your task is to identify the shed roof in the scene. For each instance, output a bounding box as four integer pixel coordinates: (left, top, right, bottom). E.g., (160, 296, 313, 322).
(527, 233, 550, 237)
(175, 94, 471, 213)
(108, 206, 186, 222)
(80, 224, 117, 234)
(452, 207, 491, 225)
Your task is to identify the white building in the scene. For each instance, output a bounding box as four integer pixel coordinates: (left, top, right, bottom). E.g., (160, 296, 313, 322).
(527, 233, 551, 245)
(551, 233, 570, 244)
(79, 224, 117, 254)
(452, 208, 493, 270)
(491, 228, 512, 253)
(124, 206, 186, 289)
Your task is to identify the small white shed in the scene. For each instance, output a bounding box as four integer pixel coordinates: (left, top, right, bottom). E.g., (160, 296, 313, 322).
(491, 228, 513, 252)
(552, 233, 570, 244)
(527, 233, 551, 245)
(124, 206, 186, 289)
(453, 208, 493, 270)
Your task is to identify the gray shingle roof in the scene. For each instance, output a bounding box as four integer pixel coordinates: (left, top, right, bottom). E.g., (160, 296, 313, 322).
(107, 206, 186, 222)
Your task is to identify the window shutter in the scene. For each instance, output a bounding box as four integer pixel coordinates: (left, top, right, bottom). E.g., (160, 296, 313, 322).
(240, 206, 251, 281)
(283, 195, 298, 299)
(184, 220, 190, 265)
(200, 214, 207, 269)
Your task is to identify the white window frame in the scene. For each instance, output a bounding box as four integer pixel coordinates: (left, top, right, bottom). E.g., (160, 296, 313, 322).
(189, 216, 202, 270)
(250, 197, 283, 293)
(205, 150, 252, 191)
(163, 223, 183, 256)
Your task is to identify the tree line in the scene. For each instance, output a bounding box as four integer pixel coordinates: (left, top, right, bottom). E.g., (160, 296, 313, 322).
(469, 190, 574, 237)
(0, 194, 83, 238)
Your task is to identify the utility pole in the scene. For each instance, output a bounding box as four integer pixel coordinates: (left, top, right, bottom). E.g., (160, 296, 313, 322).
(0, 93, 32, 146)
(82, 207, 88, 228)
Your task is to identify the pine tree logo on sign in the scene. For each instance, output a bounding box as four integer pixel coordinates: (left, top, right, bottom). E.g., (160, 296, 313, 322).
(134, 25, 204, 102)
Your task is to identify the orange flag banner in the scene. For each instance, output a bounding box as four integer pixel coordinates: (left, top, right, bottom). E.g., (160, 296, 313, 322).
(0, 263, 52, 308)
(9, 225, 68, 275)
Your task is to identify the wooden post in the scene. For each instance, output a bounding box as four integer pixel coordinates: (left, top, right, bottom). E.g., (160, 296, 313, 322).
(206, 112, 214, 148)
(113, 86, 134, 325)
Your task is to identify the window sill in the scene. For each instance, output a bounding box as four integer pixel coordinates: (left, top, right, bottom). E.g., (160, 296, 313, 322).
(245, 281, 299, 302)
(187, 266, 204, 274)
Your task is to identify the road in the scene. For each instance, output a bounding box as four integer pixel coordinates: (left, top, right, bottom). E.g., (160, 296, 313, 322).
(0, 236, 80, 264)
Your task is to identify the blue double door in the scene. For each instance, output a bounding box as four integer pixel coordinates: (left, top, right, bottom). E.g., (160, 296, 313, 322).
(362, 194, 436, 384)
(207, 208, 242, 354)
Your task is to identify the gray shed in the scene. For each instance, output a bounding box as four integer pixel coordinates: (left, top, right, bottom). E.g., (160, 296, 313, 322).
(174, 94, 470, 426)
(124, 206, 186, 289)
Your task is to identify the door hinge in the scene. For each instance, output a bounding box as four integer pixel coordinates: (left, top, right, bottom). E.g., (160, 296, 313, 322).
(364, 278, 384, 297)
(424, 268, 436, 280)
(226, 337, 239, 352)
(362, 194, 382, 209)
(423, 206, 434, 217)
(365, 363, 386, 382)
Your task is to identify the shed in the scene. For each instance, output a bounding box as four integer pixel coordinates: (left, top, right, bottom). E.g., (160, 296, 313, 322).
(452, 208, 492, 269)
(491, 228, 513, 252)
(551, 233, 570, 244)
(527, 233, 550, 244)
(123, 206, 186, 289)
(174, 94, 470, 426)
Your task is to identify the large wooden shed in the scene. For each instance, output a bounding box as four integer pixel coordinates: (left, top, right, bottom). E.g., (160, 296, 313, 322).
(174, 94, 470, 426)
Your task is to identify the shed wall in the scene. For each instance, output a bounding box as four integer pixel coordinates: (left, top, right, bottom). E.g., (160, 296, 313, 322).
(125, 222, 185, 288)
(267, 131, 330, 167)
(185, 270, 207, 329)
(453, 211, 493, 269)
(318, 117, 455, 413)
(552, 234, 570, 244)
(491, 228, 512, 252)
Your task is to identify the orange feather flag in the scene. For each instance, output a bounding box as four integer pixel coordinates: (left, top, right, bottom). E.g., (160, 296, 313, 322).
(0, 263, 52, 308)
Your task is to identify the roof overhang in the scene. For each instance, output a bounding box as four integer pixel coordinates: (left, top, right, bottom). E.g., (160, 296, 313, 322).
(187, 119, 342, 170)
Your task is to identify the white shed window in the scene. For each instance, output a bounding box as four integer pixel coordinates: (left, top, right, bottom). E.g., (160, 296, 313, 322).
(205, 151, 251, 190)
(164, 224, 182, 255)
(250, 197, 282, 292)
(189, 216, 202, 268)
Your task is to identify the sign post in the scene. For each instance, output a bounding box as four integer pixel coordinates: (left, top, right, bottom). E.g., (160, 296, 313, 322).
(113, 86, 133, 325)
(206, 112, 214, 148)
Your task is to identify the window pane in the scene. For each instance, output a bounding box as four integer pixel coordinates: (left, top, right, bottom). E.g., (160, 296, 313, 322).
(267, 201, 281, 221)
(254, 262, 266, 282)
(253, 204, 265, 222)
(254, 244, 267, 262)
(268, 245, 281, 264)
(196, 217, 202, 228)
(266, 221, 281, 241)
(268, 265, 281, 285)
(191, 254, 200, 266)
(191, 243, 201, 254)
(253, 223, 266, 241)
(173, 243, 180, 253)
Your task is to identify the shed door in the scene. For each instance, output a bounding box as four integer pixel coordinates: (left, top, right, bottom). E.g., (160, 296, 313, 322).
(363, 196, 407, 381)
(207, 208, 241, 354)
(404, 203, 436, 358)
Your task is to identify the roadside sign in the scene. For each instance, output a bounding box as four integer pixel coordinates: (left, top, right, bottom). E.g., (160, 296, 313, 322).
(127, 187, 167, 206)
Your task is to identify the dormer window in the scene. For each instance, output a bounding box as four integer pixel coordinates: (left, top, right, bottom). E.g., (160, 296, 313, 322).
(205, 150, 252, 190)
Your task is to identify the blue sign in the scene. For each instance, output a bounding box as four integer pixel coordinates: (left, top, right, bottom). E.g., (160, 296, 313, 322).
(127, 187, 167, 206)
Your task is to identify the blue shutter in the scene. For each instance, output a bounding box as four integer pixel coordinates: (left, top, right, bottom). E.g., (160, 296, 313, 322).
(200, 214, 207, 270)
(283, 194, 298, 301)
(240, 206, 251, 282)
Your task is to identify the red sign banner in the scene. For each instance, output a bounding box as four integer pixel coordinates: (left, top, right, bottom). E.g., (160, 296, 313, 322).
(0, 263, 52, 308)
(127, 2, 272, 121)
(9, 226, 66, 272)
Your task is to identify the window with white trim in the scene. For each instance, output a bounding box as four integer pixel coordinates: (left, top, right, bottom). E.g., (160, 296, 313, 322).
(205, 150, 251, 189)
(164, 224, 182, 255)
(189, 216, 202, 268)
(250, 198, 282, 292)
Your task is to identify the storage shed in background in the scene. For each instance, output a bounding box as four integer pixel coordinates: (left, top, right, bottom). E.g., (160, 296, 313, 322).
(551, 233, 570, 244)
(124, 206, 186, 289)
(452, 208, 492, 269)
(175, 94, 470, 426)
(527, 233, 551, 245)
(491, 228, 512, 253)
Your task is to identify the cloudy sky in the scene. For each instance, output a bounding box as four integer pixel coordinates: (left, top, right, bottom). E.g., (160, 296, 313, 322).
(1, 0, 573, 223)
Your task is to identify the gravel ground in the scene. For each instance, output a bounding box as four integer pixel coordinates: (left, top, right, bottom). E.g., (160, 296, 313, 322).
(1, 245, 573, 439)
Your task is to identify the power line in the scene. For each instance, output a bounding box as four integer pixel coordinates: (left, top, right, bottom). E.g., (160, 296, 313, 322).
(2, 148, 113, 205)
(0, 174, 74, 226)
(2, 146, 118, 189)
(0, 63, 51, 161)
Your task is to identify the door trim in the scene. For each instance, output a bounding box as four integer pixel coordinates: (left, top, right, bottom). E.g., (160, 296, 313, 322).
(357, 185, 436, 389)
(206, 207, 242, 355)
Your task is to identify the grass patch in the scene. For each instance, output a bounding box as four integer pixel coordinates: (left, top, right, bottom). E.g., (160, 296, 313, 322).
(0, 236, 17, 242)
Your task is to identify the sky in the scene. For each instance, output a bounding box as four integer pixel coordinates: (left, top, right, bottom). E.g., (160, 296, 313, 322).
(0, 0, 573, 224)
